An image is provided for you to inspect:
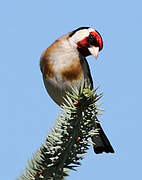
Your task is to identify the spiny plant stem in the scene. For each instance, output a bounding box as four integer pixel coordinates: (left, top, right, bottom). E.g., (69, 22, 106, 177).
(54, 110, 82, 179)
(17, 84, 103, 180)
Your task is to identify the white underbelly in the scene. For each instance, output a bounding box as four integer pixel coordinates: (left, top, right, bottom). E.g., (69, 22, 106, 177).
(43, 76, 83, 106)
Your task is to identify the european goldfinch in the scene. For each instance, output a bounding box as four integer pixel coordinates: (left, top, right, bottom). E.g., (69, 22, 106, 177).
(40, 27, 114, 154)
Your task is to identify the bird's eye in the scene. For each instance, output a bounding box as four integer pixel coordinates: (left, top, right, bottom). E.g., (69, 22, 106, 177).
(88, 34, 97, 46)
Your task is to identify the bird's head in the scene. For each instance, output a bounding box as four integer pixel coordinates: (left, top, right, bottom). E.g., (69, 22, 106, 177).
(69, 27, 103, 59)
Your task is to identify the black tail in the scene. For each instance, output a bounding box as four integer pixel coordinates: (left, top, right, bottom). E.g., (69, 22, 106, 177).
(91, 122, 114, 154)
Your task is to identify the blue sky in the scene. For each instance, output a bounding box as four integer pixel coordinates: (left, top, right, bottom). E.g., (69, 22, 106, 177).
(1, 0, 142, 179)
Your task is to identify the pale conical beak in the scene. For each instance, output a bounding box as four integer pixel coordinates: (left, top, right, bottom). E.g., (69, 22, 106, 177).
(88, 46, 99, 59)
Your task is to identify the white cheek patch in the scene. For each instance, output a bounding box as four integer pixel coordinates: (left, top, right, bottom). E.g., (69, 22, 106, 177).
(69, 28, 96, 46)
(70, 29, 90, 44)
(88, 28, 95, 33)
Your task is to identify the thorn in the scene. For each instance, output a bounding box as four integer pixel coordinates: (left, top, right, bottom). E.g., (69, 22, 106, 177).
(73, 101, 79, 107)
(84, 84, 88, 89)
(33, 173, 38, 177)
(33, 171, 43, 177)
(59, 168, 63, 171)
(76, 137, 81, 141)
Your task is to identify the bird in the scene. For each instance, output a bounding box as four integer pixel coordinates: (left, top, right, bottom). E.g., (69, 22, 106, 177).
(40, 27, 114, 154)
